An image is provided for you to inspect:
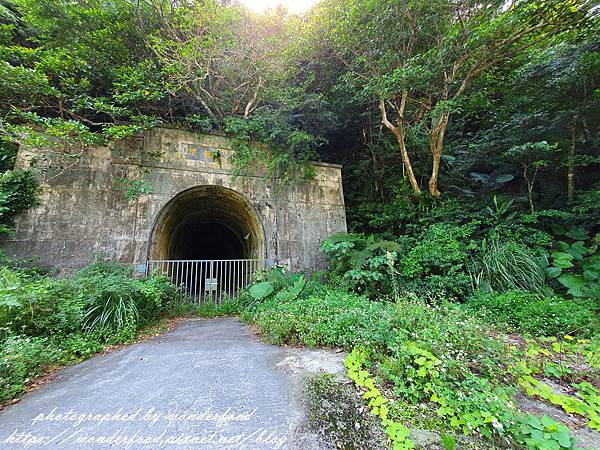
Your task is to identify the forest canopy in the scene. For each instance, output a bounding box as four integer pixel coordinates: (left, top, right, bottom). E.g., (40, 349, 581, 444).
(0, 0, 598, 206)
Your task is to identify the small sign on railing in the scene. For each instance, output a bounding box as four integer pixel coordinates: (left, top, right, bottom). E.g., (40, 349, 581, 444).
(204, 277, 218, 293)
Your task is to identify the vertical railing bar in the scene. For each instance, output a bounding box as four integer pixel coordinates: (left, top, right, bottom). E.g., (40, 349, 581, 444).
(219, 260, 223, 304)
(175, 261, 179, 299)
(192, 261, 196, 302)
(208, 260, 212, 304)
(184, 261, 189, 300)
(224, 260, 227, 300)
(184, 261, 188, 303)
(215, 260, 218, 304)
(206, 260, 209, 304)
(231, 260, 235, 299)
(233, 261, 240, 297)
(206, 260, 210, 304)
(242, 260, 245, 290)
(186, 261, 189, 300)
(239, 259, 243, 293)
(226, 261, 229, 300)
(202, 260, 205, 303)
(218, 260, 221, 304)
(199, 260, 203, 303)
(179, 261, 183, 291)
(228, 260, 232, 299)
(178, 261, 183, 291)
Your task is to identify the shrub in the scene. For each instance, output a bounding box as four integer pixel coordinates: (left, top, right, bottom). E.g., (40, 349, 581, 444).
(243, 287, 392, 348)
(244, 286, 508, 382)
(0, 267, 83, 337)
(466, 291, 597, 337)
(0, 261, 179, 403)
(0, 262, 178, 338)
(472, 239, 546, 294)
(320, 226, 475, 300)
(395, 223, 473, 298)
(320, 232, 404, 297)
(0, 335, 59, 402)
(243, 285, 523, 443)
(0, 333, 106, 402)
(82, 272, 177, 333)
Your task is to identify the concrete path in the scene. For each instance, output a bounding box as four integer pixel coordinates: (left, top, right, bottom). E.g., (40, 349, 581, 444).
(0, 318, 344, 450)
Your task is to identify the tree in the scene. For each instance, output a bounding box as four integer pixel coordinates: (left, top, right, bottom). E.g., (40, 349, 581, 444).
(505, 141, 557, 213)
(310, 0, 592, 196)
(146, 0, 294, 126)
(458, 34, 599, 207)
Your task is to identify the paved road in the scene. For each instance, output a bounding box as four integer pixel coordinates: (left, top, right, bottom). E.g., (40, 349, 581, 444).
(0, 318, 342, 450)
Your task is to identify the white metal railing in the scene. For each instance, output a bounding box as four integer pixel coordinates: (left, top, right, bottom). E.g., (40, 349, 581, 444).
(144, 259, 267, 303)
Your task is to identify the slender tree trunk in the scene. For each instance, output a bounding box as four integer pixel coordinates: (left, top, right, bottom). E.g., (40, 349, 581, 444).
(526, 181, 534, 213)
(523, 164, 536, 214)
(379, 98, 421, 194)
(393, 122, 421, 194)
(429, 151, 441, 197)
(567, 123, 576, 202)
(428, 112, 449, 197)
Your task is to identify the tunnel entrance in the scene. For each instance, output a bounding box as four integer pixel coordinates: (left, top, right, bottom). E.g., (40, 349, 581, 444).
(146, 186, 266, 301)
(169, 222, 245, 260)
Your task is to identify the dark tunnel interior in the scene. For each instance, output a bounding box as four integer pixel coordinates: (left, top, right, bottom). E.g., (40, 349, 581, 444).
(169, 220, 245, 260)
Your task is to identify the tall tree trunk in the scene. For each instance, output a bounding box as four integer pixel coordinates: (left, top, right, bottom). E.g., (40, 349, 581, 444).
(379, 98, 421, 194)
(567, 123, 576, 202)
(428, 112, 449, 197)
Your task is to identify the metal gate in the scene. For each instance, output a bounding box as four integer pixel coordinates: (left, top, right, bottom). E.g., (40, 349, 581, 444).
(145, 259, 267, 303)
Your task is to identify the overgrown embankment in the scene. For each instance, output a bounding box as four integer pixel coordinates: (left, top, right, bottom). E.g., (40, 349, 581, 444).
(234, 255, 599, 449)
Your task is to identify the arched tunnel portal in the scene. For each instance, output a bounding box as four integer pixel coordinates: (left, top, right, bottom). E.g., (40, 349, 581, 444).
(147, 186, 266, 299)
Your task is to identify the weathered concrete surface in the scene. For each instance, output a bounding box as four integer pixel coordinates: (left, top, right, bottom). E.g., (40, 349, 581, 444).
(0, 318, 345, 450)
(1, 127, 347, 272)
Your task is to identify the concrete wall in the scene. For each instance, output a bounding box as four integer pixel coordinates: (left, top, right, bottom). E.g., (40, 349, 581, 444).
(1, 127, 347, 272)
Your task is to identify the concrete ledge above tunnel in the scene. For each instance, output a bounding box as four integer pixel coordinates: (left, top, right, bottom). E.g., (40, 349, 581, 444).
(148, 186, 265, 261)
